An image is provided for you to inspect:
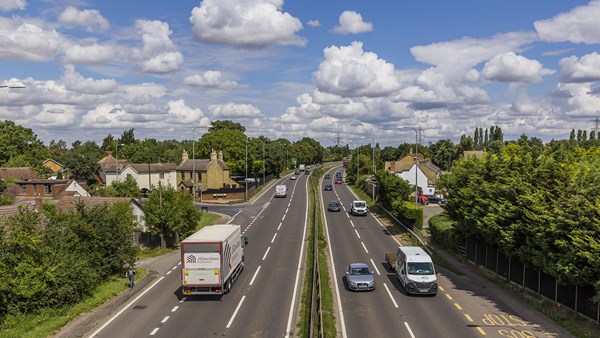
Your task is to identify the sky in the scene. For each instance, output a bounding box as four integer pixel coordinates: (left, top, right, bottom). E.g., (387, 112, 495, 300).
(1, 0, 600, 148)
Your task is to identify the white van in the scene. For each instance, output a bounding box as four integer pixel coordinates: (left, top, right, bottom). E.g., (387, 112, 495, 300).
(395, 246, 437, 295)
(275, 185, 287, 198)
(350, 200, 367, 216)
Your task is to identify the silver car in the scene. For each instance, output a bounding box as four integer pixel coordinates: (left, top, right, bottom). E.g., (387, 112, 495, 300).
(345, 263, 375, 291)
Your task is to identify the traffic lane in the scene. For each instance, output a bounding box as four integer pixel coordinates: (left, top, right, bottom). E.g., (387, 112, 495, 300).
(434, 268, 574, 337)
(324, 194, 415, 338)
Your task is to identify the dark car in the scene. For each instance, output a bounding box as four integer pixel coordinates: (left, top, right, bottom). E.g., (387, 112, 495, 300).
(305, 170, 310, 175)
(324, 184, 333, 191)
(345, 263, 375, 291)
(335, 178, 343, 184)
(425, 195, 447, 204)
(335, 172, 342, 178)
(325, 174, 331, 179)
(328, 200, 341, 212)
(295, 170, 301, 175)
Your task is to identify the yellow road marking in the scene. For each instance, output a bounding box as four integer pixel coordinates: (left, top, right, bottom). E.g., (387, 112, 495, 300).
(445, 293, 453, 300)
(464, 313, 473, 322)
(454, 303, 462, 310)
(438, 286, 445, 292)
(476, 327, 486, 335)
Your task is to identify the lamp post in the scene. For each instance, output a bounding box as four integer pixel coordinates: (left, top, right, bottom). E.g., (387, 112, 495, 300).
(192, 126, 210, 203)
(245, 136, 248, 202)
(370, 137, 376, 175)
(262, 141, 265, 187)
(115, 143, 125, 183)
(398, 126, 419, 209)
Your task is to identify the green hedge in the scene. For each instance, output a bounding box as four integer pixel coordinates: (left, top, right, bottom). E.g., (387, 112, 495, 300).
(429, 214, 460, 250)
(391, 199, 424, 229)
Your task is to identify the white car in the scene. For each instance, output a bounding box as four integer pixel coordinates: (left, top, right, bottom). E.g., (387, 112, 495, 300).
(290, 175, 297, 180)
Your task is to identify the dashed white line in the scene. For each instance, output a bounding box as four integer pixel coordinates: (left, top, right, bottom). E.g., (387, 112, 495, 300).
(161, 316, 169, 323)
(361, 242, 369, 253)
(171, 306, 179, 312)
(354, 229, 360, 238)
(383, 283, 398, 308)
(370, 258, 380, 275)
(262, 247, 271, 260)
(226, 295, 246, 328)
(281, 214, 286, 221)
(271, 233, 277, 243)
(349, 220, 355, 228)
(285, 207, 289, 213)
(250, 266, 261, 285)
(150, 328, 159, 335)
(278, 222, 283, 230)
(166, 270, 172, 275)
(179, 297, 186, 303)
(404, 322, 416, 338)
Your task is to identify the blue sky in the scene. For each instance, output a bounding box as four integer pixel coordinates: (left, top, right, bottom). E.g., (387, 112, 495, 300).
(1, 0, 599, 147)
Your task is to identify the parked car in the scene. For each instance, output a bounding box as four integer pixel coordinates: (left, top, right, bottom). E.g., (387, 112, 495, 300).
(345, 263, 375, 291)
(335, 178, 344, 184)
(417, 195, 429, 205)
(425, 195, 446, 204)
(328, 200, 341, 212)
(324, 184, 333, 191)
(324, 174, 331, 179)
(290, 175, 297, 180)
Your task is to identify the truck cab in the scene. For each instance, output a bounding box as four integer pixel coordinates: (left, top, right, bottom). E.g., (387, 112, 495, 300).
(395, 246, 437, 295)
(350, 200, 367, 216)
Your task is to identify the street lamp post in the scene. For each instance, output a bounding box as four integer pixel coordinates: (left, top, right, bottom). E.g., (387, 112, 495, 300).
(262, 142, 265, 187)
(398, 126, 419, 209)
(370, 137, 376, 175)
(245, 136, 248, 202)
(115, 143, 125, 183)
(192, 126, 210, 203)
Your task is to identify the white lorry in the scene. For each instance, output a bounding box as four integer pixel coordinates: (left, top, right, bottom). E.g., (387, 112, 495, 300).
(350, 200, 368, 216)
(181, 224, 247, 295)
(385, 246, 437, 295)
(275, 184, 287, 198)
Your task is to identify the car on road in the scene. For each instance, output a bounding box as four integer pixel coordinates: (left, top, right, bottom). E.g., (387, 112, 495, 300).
(425, 195, 446, 204)
(295, 170, 301, 175)
(324, 184, 333, 191)
(350, 200, 368, 216)
(290, 175, 297, 180)
(345, 263, 375, 291)
(335, 172, 342, 178)
(327, 200, 341, 212)
(335, 178, 343, 184)
(417, 195, 429, 205)
(324, 174, 331, 179)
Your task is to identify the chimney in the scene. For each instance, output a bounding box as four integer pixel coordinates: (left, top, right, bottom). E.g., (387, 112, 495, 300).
(182, 149, 189, 162)
(210, 149, 217, 162)
(218, 150, 223, 161)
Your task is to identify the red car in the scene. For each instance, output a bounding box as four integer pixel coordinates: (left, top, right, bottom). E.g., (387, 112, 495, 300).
(417, 196, 429, 205)
(335, 178, 344, 184)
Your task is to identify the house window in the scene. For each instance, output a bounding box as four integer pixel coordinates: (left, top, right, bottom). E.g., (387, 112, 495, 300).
(44, 185, 50, 195)
(127, 174, 132, 180)
(181, 172, 185, 180)
(19, 185, 26, 195)
(160, 172, 165, 179)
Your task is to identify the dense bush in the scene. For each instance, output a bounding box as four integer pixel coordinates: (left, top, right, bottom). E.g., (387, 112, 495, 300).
(429, 215, 460, 250)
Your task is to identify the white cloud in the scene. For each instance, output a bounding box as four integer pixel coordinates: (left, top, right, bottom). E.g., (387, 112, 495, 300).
(61, 64, 117, 94)
(209, 103, 262, 118)
(63, 43, 115, 64)
(332, 11, 373, 34)
(80, 102, 127, 128)
(121, 83, 166, 103)
(29, 104, 77, 127)
(559, 52, 600, 83)
(306, 20, 320, 27)
(481, 52, 555, 83)
(558, 83, 600, 117)
(166, 99, 208, 124)
(189, 0, 305, 48)
(314, 41, 402, 97)
(140, 52, 183, 73)
(534, 0, 600, 44)
(0, 0, 26, 12)
(58, 6, 110, 32)
(0, 17, 63, 61)
(184, 71, 239, 89)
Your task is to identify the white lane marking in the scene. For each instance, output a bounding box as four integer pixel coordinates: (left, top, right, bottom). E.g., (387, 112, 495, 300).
(278, 222, 283, 230)
(370, 259, 380, 275)
(161, 316, 169, 323)
(282, 214, 286, 221)
(226, 295, 246, 328)
(404, 322, 416, 338)
(271, 233, 277, 243)
(150, 328, 159, 335)
(354, 229, 360, 238)
(172, 266, 178, 270)
(383, 283, 399, 308)
(285, 175, 311, 338)
(361, 242, 369, 254)
(250, 266, 261, 285)
(87, 276, 166, 337)
(349, 220, 355, 228)
(177, 262, 181, 265)
(262, 247, 271, 260)
(171, 306, 179, 312)
(166, 270, 172, 275)
(227, 209, 243, 223)
(179, 297, 186, 303)
(285, 207, 289, 213)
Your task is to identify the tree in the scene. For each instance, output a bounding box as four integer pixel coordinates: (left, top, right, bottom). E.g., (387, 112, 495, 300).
(429, 139, 459, 171)
(208, 120, 246, 133)
(63, 154, 100, 184)
(119, 129, 136, 145)
(0, 120, 48, 167)
(196, 129, 247, 176)
(101, 135, 115, 151)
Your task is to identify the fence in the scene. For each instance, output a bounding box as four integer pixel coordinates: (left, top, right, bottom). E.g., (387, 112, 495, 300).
(464, 238, 599, 323)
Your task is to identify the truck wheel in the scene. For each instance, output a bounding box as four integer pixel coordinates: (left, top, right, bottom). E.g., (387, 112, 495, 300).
(224, 279, 232, 294)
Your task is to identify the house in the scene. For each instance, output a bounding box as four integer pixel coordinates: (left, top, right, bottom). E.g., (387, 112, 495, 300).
(0, 167, 41, 181)
(385, 150, 442, 196)
(9, 179, 90, 202)
(41, 158, 64, 178)
(115, 163, 178, 191)
(176, 149, 241, 201)
(97, 152, 128, 185)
